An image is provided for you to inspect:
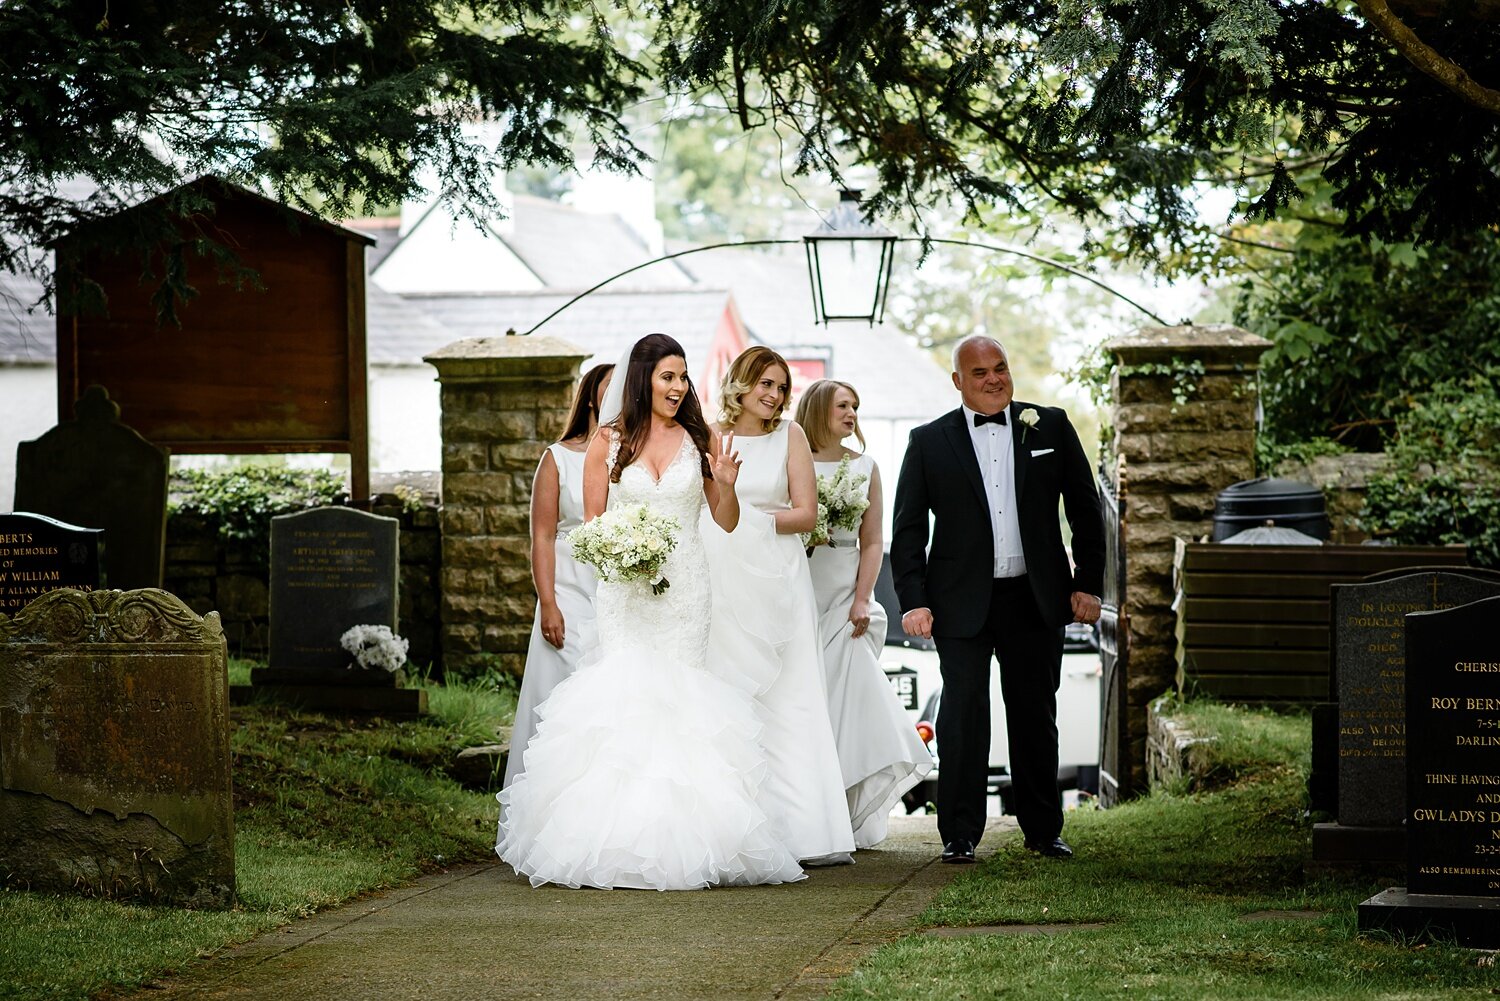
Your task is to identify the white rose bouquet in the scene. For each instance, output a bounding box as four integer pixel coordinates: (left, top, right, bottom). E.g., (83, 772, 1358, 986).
(802, 456, 869, 550)
(340, 624, 409, 673)
(570, 503, 680, 595)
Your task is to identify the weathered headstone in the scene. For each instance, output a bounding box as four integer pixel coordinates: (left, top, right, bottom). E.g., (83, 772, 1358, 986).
(0, 511, 104, 613)
(1333, 570, 1500, 827)
(14, 384, 168, 590)
(254, 506, 424, 715)
(1357, 594, 1500, 947)
(0, 588, 234, 907)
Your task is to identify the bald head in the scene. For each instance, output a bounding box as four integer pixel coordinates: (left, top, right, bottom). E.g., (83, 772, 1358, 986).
(951, 335, 1014, 415)
(951, 335, 1007, 375)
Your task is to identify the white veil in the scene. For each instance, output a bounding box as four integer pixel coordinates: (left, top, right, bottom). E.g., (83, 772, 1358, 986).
(595, 341, 638, 428)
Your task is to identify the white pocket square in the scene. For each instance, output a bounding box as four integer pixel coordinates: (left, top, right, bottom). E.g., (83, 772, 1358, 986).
(1030, 448, 1054, 457)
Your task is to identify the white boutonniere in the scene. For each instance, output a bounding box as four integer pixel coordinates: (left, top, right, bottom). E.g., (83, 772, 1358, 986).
(1019, 407, 1040, 442)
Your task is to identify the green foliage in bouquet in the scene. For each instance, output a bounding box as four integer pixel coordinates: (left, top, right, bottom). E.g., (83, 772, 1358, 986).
(1360, 372, 1500, 568)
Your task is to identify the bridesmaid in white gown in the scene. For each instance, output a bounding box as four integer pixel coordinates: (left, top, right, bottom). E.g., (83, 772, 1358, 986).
(703, 347, 857, 864)
(498, 334, 804, 891)
(797, 379, 933, 848)
(502, 363, 614, 795)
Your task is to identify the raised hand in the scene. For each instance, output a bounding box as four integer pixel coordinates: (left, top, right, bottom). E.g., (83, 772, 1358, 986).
(712, 431, 742, 487)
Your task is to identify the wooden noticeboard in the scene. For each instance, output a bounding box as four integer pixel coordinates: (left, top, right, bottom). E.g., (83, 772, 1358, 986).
(53, 178, 375, 499)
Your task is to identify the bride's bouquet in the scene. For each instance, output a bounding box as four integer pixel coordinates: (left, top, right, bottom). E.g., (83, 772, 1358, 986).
(570, 503, 680, 595)
(802, 455, 869, 550)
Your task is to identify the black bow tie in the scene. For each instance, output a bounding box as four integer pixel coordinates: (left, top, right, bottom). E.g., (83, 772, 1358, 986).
(973, 410, 1007, 427)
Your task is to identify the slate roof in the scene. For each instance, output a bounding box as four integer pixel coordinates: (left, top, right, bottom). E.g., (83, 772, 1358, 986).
(0, 265, 52, 364)
(502, 195, 692, 290)
(673, 243, 953, 419)
(370, 286, 732, 380)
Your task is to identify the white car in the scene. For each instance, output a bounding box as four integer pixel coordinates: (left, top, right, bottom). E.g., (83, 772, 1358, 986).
(874, 554, 1101, 814)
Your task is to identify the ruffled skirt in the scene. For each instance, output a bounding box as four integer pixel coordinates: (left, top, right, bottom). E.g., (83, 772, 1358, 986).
(496, 646, 806, 891)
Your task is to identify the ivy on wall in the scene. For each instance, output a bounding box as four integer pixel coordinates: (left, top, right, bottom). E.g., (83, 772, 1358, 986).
(169, 466, 347, 565)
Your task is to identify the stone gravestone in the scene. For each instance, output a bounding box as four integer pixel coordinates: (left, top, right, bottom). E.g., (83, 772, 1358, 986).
(1333, 570, 1500, 830)
(14, 384, 168, 590)
(0, 511, 104, 613)
(1357, 594, 1500, 947)
(0, 588, 234, 907)
(256, 506, 424, 715)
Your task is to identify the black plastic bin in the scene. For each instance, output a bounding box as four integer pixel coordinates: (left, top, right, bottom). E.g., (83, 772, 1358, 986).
(1211, 477, 1329, 542)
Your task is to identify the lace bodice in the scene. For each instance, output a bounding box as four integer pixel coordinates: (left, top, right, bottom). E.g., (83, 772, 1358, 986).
(597, 428, 711, 666)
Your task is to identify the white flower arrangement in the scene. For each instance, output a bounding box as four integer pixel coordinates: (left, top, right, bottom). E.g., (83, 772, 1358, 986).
(802, 455, 870, 549)
(340, 624, 409, 673)
(569, 503, 680, 595)
(1019, 407, 1040, 442)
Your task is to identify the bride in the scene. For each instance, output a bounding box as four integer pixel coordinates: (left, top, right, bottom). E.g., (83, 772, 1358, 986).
(497, 334, 805, 891)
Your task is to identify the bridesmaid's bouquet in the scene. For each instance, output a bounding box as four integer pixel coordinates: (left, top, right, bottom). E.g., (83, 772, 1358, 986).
(802, 456, 870, 550)
(570, 503, 680, 595)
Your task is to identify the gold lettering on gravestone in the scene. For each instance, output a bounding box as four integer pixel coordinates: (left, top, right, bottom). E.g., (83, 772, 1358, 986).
(1339, 599, 1440, 760)
(0, 534, 92, 612)
(1409, 664, 1500, 878)
(284, 530, 382, 593)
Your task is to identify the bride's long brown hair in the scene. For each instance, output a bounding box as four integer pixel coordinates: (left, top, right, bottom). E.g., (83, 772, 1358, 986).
(609, 334, 714, 483)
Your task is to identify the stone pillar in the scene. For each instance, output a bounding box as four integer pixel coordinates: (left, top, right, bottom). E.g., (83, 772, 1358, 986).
(1105, 324, 1271, 795)
(425, 336, 587, 679)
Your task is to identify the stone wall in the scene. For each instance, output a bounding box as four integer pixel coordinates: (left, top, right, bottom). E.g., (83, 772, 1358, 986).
(1105, 324, 1271, 798)
(1274, 452, 1392, 544)
(163, 482, 442, 672)
(426, 336, 587, 679)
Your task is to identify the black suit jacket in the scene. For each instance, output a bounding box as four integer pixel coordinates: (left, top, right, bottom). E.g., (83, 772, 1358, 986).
(890, 401, 1105, 637)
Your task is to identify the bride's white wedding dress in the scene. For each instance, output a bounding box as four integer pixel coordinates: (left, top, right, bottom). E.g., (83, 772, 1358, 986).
(496, 430, 805, 891)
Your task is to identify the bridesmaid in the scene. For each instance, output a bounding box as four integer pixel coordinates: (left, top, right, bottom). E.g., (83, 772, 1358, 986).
(703, 347, 856, 864)
(797, 379, 933, 848)
(502, 362, 614, 795)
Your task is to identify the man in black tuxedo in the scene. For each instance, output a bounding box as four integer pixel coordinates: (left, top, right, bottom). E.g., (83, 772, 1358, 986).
(892, 335, 1104, 862)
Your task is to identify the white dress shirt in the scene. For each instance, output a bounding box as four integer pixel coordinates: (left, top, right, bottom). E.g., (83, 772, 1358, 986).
(962, 403, 1028, 579)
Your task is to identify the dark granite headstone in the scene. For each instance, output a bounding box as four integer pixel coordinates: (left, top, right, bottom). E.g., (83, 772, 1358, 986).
(267, 506, 399, 679)
(14, 385, 167, 590)
(1357, 593, 1500, 947)
(1333, 571, 1500, 827)
(255, 507, 423, 715)
(0, 512, 103, 613)
(1405, 594, 1500, 898)
(0, 589, 233, 907)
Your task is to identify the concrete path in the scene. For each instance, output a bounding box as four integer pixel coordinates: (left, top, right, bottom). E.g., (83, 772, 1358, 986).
(132, 816, 1014, 1001)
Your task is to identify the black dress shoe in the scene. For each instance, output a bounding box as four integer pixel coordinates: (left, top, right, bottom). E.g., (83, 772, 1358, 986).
(1024, 836, 1074, 859)
(941, 839, 976, 864)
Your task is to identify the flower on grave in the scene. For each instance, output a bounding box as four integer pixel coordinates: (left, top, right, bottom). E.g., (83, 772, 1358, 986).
(1019, 407, 1040, 442)
(340, 624, 409, 673)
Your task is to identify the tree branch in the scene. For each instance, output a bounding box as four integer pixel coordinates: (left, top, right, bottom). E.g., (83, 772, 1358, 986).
(1356, 0, 1500, 115)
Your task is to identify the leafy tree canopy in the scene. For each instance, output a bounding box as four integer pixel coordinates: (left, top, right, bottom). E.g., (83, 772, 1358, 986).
(649, 0, 1500, 265)
(8, 0, 1500, 314)
(0, 0, 645, 312)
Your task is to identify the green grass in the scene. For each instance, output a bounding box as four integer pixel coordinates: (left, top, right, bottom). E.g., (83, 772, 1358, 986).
(830, 703, 1499, 1001)
(0, 673, 515, 1001)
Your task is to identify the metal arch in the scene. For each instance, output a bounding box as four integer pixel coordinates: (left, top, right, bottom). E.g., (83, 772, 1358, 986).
(509, 235, 1170, 336)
